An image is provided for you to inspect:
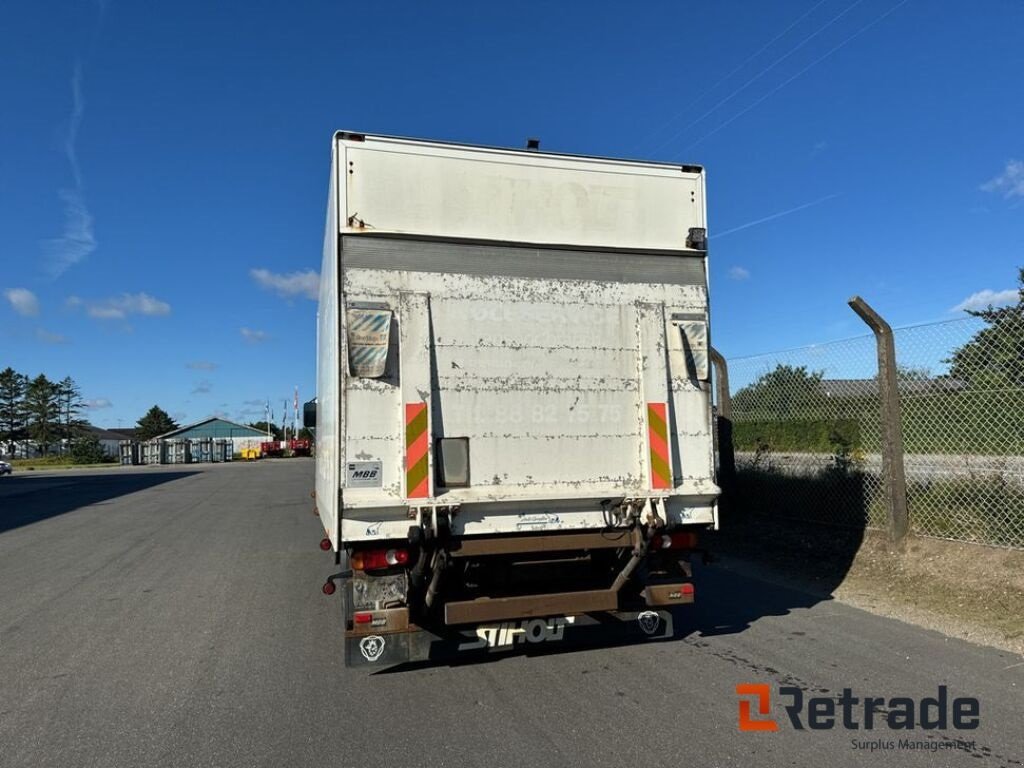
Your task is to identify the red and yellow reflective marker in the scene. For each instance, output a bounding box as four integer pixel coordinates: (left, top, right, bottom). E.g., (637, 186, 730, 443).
(405, 402, 429, 498)
(647, 402, 671, 490)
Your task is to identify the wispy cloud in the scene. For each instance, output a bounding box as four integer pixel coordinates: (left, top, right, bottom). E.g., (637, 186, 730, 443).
(728, 266, 751, 281)
(250, 268, 319, 301)
(980, 160, 1024, 200)
(186, 360, 218, 371)
(69, 292, 171, 320)
(68, 64, 86, 185)
(44, 62, 97, 278)
(714, 193, 840, 239)
(192, 380, 212, 395)
(240, 327, 269, 343)
(35, 328, 68, 345)
(810, 140, 828, 158)
(4, 288, 40, 317)
(84, 398, 113, 409)
(952, 288, 1018, 313)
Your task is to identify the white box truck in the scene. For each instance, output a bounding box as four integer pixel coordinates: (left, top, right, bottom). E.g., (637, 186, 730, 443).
(312, 132, 719, 666)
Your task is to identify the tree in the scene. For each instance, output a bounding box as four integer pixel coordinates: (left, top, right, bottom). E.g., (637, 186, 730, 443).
(732, 364, 825, 418)
(56, 376, 86, 451)
(0, 367, 28, 453)
(24, 374, 60, 455)
(247, 421, 282, 440)
(70, 435, 109, 464)
(137, 406, 179, 440)
(948, 267, 1024, 389)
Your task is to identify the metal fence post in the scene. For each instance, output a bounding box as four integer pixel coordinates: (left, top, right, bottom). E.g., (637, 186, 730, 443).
(848, 296, 909, 544)
(710, 347, 736, 504)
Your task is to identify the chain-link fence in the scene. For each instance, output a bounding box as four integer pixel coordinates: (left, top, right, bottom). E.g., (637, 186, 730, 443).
(720, 313, 1024, 549)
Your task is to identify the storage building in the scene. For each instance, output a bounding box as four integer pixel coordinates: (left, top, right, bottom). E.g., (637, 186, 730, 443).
(155, 418, 269, 454)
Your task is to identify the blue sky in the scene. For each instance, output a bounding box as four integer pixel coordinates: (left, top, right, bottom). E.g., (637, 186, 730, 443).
(1, 0, 1021, 428)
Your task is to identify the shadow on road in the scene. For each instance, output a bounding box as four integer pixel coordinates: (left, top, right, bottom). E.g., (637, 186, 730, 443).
(375, 471, 869, 674)
(0, 471, 198, 535)
(372, 555, 852, 675)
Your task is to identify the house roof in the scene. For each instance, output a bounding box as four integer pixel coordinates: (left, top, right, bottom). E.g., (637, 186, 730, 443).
(82, 424, 134, 441)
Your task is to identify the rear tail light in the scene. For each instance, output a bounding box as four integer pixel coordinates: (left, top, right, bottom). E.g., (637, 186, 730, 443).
(351, 547, 410, 571)
(353, 611, 373, 624)
(650, 531, 698, 551)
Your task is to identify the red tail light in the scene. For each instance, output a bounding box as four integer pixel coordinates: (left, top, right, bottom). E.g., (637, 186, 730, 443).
(319, 537, 332, 551)
(354, 611, 373, 624)
(351, 547, 410, 571)
(322, 581, 336, 595)
(650, 531, 698, 551)
(681, 583, 695, 596)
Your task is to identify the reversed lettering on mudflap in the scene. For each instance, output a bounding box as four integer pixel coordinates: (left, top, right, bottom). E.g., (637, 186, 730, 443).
(458, 617, 576, 651)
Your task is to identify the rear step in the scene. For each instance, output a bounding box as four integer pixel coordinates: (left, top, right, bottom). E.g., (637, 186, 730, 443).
(445, 590, 617, 625)
(444, 583, 694, 625)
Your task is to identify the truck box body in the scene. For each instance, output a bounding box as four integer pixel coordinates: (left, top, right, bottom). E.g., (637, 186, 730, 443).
(315, 133, 719, 664)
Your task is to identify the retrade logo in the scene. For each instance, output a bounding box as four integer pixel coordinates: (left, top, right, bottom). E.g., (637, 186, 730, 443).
(736, 684, 979, 734)
(736, 684, 779, 732)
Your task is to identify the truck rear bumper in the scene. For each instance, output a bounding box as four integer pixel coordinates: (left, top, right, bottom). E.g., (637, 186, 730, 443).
(344, 608, 678, 669)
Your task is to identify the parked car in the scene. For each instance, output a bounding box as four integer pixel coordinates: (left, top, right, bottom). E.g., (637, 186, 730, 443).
(0, 460, 12, 476)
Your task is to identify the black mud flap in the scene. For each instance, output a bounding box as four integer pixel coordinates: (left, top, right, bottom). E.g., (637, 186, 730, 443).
(344, 609, 678, 669)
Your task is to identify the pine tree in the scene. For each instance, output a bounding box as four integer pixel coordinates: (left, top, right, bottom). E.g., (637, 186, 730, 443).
(24, 374, 60, 455)
(56, 376, 86, 451)
(136, 406, 179, 440)
(0, 367, 28, 454)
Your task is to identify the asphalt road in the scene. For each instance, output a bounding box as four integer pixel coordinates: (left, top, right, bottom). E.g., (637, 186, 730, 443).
(0, 460, 1021, 768)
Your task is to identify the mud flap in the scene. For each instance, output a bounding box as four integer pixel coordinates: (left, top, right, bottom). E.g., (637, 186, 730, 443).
(344, 609, 677, 669)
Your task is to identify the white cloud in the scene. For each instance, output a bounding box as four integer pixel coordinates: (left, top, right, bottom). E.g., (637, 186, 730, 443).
(186, 360, 218, 371)
(240, 327, 269, 343)
(192, 380, 212, 395)
(44, 64, 97, 278)
(71, 292, 172, 320)
(35, 328, 68, 345)
(810, 140, 827, 157)
(981, 160, 1024, 199)
(84, 398, 112, 409)
(951, 288, 1018, 313)
(4, 288, 40, 316)
(250, 268, 319, 301)
(728, 266, 751, 280)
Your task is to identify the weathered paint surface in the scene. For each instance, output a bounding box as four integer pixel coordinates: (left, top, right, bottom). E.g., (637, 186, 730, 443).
(339, 265, 718, 541)
(327, 133, 718, 543)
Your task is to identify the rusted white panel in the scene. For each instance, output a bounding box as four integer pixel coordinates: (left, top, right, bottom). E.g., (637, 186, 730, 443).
(339, 134, 704, 251)
(325, 134, 717, 544)
(338, 263, 717, 539)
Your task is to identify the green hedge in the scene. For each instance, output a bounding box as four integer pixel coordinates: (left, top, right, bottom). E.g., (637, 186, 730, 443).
(732, 389, 1023, 455)
(731, 418, 861, 453)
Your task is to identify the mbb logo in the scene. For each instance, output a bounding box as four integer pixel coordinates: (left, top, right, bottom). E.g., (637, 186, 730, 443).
(736, 684, 778, 732)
